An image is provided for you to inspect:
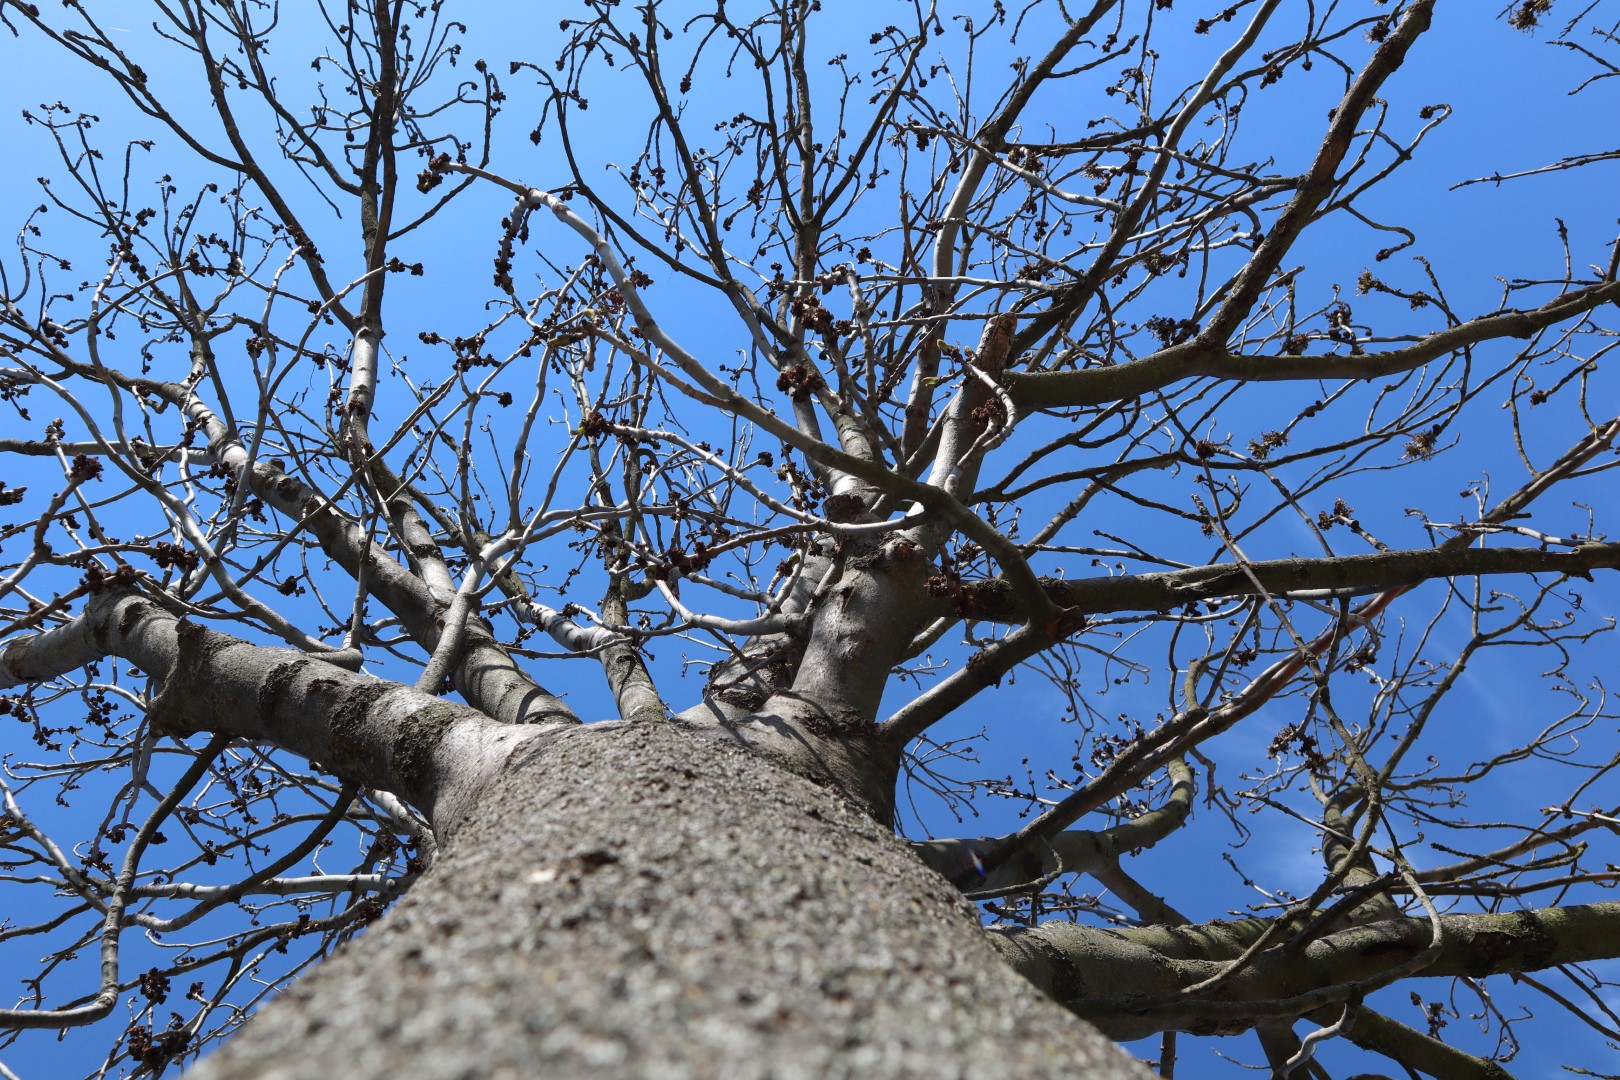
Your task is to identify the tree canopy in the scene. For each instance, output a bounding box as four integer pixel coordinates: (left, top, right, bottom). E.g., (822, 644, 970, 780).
(2, 1, 1619, 1076)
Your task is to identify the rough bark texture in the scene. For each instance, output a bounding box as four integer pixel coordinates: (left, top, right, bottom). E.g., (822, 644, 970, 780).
(190, 722, 1149, 1079)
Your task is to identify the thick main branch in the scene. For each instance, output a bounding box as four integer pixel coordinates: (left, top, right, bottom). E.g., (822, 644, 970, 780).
(0, 588, 535, 830)
(992, 901, 1620, 1040)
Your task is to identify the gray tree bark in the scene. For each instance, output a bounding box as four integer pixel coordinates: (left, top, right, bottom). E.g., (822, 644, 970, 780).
(187, 721, 1150, 1079)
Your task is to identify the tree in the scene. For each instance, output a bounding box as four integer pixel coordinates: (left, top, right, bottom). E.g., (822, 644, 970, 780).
(1, 0, 1618, 1075)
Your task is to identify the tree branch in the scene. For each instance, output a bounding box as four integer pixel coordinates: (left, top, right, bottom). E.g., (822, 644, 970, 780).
(992, 900, 1620, 1041)
(911, 759, 1194, 898)
(0, 587, 537, 831)
(950, 542, 1620, 623)
(1007, 278, 1620, 411)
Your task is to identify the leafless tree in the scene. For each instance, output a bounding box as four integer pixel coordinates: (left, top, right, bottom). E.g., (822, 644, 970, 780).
(1, 1, 1618, 1077)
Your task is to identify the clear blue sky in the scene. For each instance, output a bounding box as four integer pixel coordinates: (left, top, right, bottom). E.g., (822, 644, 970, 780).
(1, 3, 1617, 1077)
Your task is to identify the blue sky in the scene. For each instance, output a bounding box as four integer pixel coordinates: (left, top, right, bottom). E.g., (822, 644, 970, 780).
(2, 2, 1618, 1077)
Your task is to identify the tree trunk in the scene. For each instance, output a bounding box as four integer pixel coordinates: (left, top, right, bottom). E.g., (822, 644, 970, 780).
(188, 722, 1148, 1078)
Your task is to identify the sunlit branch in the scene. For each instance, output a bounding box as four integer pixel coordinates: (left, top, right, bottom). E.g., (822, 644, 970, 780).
(1008, 277, 1620, 410)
